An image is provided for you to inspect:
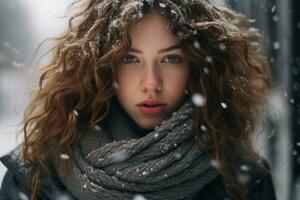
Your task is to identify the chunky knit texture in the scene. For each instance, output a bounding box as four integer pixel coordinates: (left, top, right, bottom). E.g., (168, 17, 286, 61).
(51, 99, 218, 200)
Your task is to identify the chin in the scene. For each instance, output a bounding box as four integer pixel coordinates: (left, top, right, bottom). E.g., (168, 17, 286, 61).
(136, 120, 161, 130)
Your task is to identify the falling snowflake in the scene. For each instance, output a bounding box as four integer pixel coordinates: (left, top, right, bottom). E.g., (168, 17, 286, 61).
(191, 93, 206, 107)
(73, 110, 79, 117)
(133, 194, 147, 200)
(193, 40, 201, 49)
(112, 81, 119, 89)
(271, 5, 276, 13)
(240, 165, 250, 172)
(220, 102, 228, 109)
(203, 67, 210, 74)
(94, 125, 101, 131)
(210, 159, 221, 169)
(18, 192, 29, 200)
(272, 15, 279, 22)
(205, 56, 213, 63)
(248, 19, 256, 23)
(175, 153, 182, 159)
(154, 133, 159, 138)
(176, 31, 184, 37)
(158, 3, 166, 8)
(142, 171, 149, 176)
(83, 183, 88, 189)
(55, 192, 73, 200)
(219, 43, 226, 51)
(237, 173, 250, 184)
(60, 154, 70, 160)
(200, 125, 207, 132)
(111, 151, 129, 163)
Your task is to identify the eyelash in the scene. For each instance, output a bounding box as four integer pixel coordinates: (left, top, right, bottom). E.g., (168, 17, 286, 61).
(123, 54, 182, 64)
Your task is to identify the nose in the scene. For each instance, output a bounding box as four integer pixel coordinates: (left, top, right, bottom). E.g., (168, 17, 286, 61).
(140, 66, 162, 93)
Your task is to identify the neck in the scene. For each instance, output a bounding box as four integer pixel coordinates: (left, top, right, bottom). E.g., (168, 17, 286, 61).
(102, 96, 152, 140)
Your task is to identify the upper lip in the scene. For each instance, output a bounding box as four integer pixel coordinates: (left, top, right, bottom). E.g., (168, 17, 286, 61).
(136, 99, 166, 106)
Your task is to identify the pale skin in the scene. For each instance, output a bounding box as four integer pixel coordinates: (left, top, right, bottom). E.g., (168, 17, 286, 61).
(115, 11, 190, 130)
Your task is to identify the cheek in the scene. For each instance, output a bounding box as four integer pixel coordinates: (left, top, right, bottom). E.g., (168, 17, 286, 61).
(167, 70, 190, 92)
(115, 70, 135, 97)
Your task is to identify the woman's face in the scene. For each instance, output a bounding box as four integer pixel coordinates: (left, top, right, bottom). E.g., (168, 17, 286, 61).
(115, 11, 190, 130)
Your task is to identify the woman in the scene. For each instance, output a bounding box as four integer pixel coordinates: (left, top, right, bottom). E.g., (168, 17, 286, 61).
(0, 0, 276, 200)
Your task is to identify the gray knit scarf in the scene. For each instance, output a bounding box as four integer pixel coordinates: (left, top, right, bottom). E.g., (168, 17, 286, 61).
(51, 98, 218, 200)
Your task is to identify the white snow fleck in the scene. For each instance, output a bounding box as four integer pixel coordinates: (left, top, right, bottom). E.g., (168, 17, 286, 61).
(159, 3, 166, 8)
(111, 151, 129, 163)
(154, 133, 159, 138)
(237, 174, 250, 184)
(112, 81, 119, 90)
(292, 150, 298, 156)
(142, 171, 149, 176)
(290, 99, 295, 104)
(175, 153, 182, 159)
(200, 125, 207, 132)
(205, 56, 213, 63)
(193, 40, 201, 49)
(133, 194, 147, 200)
(219, 43, 226, 51)
(94, 125, 101, 131)
(69, 32, 77, 38)
(272, 15, 279, 22)
(203, 67, 210, 74)
(296, 142, 300, 147)
(176, 31, 184, 37)
(60, 154, 70, 160)
(191, 93, 206, 107)
(3, 42, 11, 48)
(18, 192, 29, 200)
(56, 192, 73, 200)
(271, 5, 276, 13)
(248, 19, 256, 23)
(220, 102, 228, 109)
(73, 110, 79, 117)
(210, 159, 221, 169)
(240, 165, 250, 171)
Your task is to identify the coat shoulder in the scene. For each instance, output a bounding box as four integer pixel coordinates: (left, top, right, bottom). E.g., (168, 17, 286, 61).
(191, 157, 277, 200)
(0, 146, 75, 200)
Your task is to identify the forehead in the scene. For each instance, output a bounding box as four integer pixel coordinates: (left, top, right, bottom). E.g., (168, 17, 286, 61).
(128, 11, 180, 48)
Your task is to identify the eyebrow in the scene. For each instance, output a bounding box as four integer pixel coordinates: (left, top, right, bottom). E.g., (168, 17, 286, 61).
(128, 44, 182, 54)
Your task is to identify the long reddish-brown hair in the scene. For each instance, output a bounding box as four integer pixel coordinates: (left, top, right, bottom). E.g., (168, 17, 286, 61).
(21, 0, 271, 199)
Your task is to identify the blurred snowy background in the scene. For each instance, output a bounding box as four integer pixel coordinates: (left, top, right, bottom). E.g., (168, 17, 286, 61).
(0, 0, 299, 199)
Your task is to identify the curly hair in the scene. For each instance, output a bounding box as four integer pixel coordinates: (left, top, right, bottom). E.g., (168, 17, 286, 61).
(21, 0, 271, 199)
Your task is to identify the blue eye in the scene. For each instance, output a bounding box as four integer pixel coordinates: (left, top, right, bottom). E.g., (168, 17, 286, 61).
(123, 54, 138, 63)
(164, 55, 181, 63)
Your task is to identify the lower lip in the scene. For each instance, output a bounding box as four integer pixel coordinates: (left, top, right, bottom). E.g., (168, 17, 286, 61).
(137, 105, 166, 114)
